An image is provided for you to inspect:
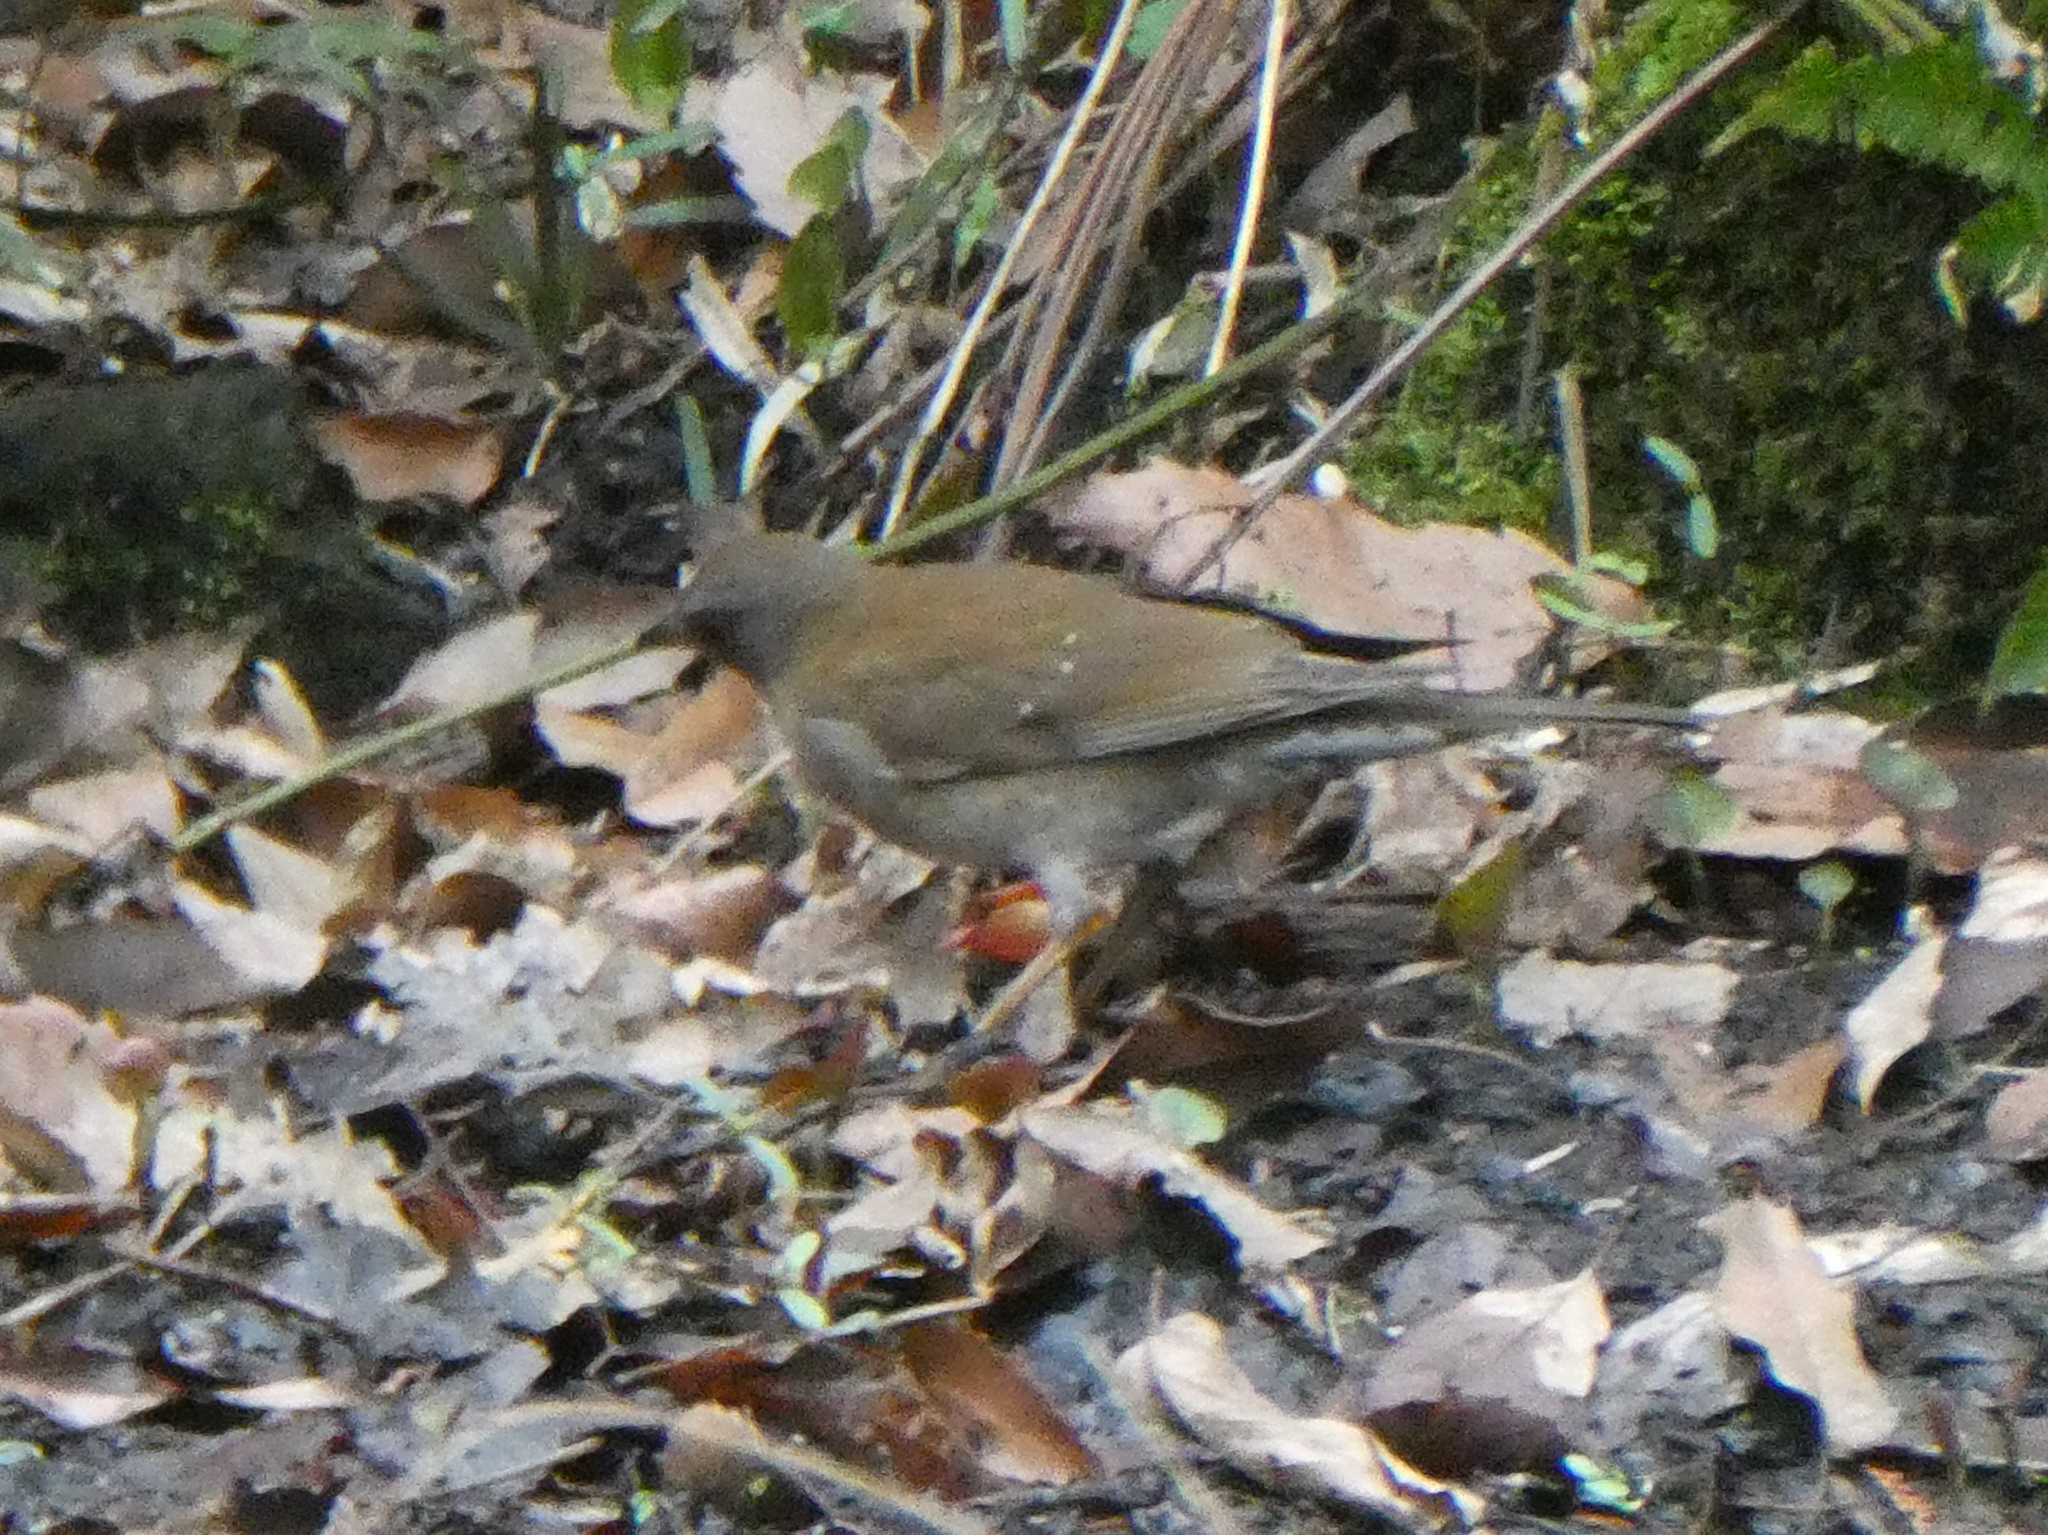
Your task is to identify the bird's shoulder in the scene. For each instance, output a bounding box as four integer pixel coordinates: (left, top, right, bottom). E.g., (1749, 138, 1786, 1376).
(774, 560, 1316, 772)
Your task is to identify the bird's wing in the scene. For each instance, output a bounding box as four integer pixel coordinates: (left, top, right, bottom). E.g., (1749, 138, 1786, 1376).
(794, 575, 1451, 776)
(1063, 648, 1455, 759)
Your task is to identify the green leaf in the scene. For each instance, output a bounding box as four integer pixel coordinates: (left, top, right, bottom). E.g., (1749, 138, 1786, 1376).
(778, 215, 844, 357)
(588, 121, 720, 169)
(880, 92, 1004, 261)
(953, 172, 1001, 272)
(1562, 1454, 1647, 1517)
(1986, 561, 2048, 701)
(777, 1288, 832, 1331)
(997, 0, 1029, 67)
(1650, 772, 1739, 850)
(1434, 838, 1526, 959)
(787, 109, 871, 215)
(1531, 573, 1678, 640)
(1859, 738, 1960, 814)
(1585, 549, 1650, 586)
(611, 0, 691, 117)
(627, 194, 749, 227)
(1129, 0, 1189, 60)
(742, 1134, 802, 1204)
(1710, 37, 2048, 322)
(1643, 434, 1718, 557)
(1685, 492, 1719, 559)
(798, 1, 858, 39)
(576, 175, 623, 241)
(674, 394, 718, 505)
(1642, 434, 1704, 490)
(1128, 1083, 1227, 1147)
(1797, 860, 1855, 913)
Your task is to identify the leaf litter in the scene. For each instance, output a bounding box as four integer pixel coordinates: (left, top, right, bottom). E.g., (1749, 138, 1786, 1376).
(3, 3, 2048, 1532)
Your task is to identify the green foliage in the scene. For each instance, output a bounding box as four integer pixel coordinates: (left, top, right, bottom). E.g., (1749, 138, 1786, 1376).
(1343, 0, 2048, 678)
(779, 216, 846, 357)
(1714, 36, 2048, 320)
(788, 109, 872, 216)
(158, 11, 452, 102)
(1130, 0, 1191, 59)
(611, 0, 691, 117)
(40, 487, 282, 637)
(1985, 558, 2048, 700)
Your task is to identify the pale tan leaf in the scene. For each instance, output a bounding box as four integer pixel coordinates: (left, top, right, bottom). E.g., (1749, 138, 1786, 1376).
(171, 879, 329, 995)
(1019, 1103, 1326, 1266)
(1844, 931, 1945, 1109)
(25, 763, 178, 845)
(1052, 462, 1650, 691)
(1115, 1312, 1481, 1523)
(226, 824, 355, 931)
(0, 999, 138, 1193)
(251, 658, 327, 761)
(1705, 1195, 1900, 1454)
(1497, 954, 1738, 1048)
(898, 1319, 1094, 1485)
(381, 614, 538, 716)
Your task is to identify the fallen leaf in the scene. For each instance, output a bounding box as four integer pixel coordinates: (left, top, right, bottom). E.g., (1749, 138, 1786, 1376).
(1355, 1270, 1609, 1475)
(309, 410, 504, 507)
(1115, 1311, 1481, 1523)
(1843, 930, 1945, 1110)
(1019, 1102, 1327, 1267)
(1705, 1195, 1899, 1454)
(1497, 954, 1738, 1047)
(1052, 461, 1652, 691)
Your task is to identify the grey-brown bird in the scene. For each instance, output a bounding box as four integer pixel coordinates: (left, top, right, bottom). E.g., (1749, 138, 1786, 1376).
(670, 531, 1694, 931)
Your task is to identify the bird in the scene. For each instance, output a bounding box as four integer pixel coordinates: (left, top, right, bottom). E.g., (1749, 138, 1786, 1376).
(668, 530, 1696, 943)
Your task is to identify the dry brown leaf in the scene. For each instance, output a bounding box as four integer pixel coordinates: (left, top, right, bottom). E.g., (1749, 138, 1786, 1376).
(225, 823, 357, 931)
(1497, 954, 1738, 1048)
(618, 669, 765, 827)
(597, 863, 791, 961)
(516, 10, 671, 132)
(753, 855, 965, 1024)
(897, 1319, 1094, 1485)
(170, 877, 329, 994)
(25, 763, 179, 845)
(308, 410, 504, 507)
(251, 657, 327, 762)
(1887, 698, 2048, 873)
(685, 35, 922, 238)
(1983, 1069, 2048, 1160)
(0, 999, 139, 1192)
(1722, 1037, 1848, 1136)
(1705, 1195, 1900, 1454)
(1844, 930, 1944, 1109)
(0, 1337, 179, 1430)
(1701, 709, 1903, 860)
(1052, 462, 1649, 691)
(381, 613, 538, 717)
(1934, 849, 2048, 1039)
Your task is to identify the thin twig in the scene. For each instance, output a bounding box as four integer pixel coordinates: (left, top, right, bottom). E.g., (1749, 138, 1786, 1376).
(1177, 0, 1808, 590)
(1207, 0, 1288, 377)
(171, 635, 641, 854)
(877, 0, 1144, 538)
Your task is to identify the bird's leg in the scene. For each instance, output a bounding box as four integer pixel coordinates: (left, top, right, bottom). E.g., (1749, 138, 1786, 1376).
(969, 865, 1126, 1038)
(1072, 862, 1181, 1011)
(971, 902, 1114, 1038)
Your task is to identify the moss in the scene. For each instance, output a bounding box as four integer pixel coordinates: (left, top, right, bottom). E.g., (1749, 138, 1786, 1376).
(1, 367, 312, 645)
(39, 485, 285, 638)
(1342, 0, 2048, 684)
